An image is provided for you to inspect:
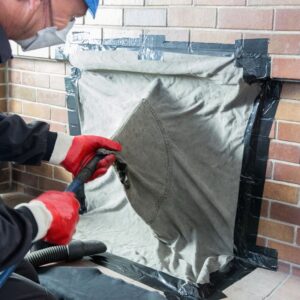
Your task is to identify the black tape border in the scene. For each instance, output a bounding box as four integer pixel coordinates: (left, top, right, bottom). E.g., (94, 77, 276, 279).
(234, 80, 281, 269)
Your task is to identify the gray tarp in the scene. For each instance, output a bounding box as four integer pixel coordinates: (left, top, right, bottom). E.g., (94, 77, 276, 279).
(70, 50, 260, 284)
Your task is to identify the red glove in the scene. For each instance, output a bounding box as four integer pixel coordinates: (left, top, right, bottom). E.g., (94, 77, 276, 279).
(50, 134, 122, 181)
(32, 191, 80, 245)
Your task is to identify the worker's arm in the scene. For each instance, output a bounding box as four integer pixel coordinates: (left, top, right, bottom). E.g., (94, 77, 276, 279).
(0, 114, 57, 164)
(0, 191, 79, 271)
(0, 114, 122, 179)
(0, 202, 37, 271)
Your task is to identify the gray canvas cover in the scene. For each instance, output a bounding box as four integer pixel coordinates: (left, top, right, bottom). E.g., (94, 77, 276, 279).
(69, 49, 260, 284)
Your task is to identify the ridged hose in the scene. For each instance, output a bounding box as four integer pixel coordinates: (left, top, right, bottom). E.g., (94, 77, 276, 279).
(25, 240, 107, 268)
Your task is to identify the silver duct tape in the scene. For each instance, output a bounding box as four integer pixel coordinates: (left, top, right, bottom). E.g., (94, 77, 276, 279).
(65, 67, 82, 136)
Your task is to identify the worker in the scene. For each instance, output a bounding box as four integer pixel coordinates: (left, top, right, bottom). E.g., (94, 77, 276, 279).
(0, 1, 120, 299)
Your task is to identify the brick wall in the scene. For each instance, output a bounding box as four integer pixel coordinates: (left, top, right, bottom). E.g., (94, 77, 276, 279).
(8, 58, 72, 197)
(6, 1, 300, 275)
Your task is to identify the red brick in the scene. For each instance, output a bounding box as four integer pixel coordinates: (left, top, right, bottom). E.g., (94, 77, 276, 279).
(275, 9, 300, 31)
(89, 8, 123, 26)
(9, 85, 36, 101)
(260, 199, 269, 217)
(272, 57, 300, 80)
(269, 141, 300, 164)
(297, 228, 300, 245)
(292, 266, 300, 277)
(35, 61, 65, 75)
(0, 169, 10, 183)
(269, 122, 276, 139)
(278, 122, 300, 143)
(195, 0, 245, 4)
(54, 167, 73, 183)
(124, 8, 166, 27)
(49, 122, 67, 133)
(191, 30, 241, 44)
(9, 71, 21, 84)
(36, 90, 65, 107)
(23, 186, 42, 198)
(8, 100, 22, 114)
(244, 33, 300, 55)
(39, 177, 67, 191)
(249, 0, 300, 4)
(271, 202, 300, 226)
(168, 7, 216, 28)
(12, 170, 38, 188)
(218, 8, 273, 30)
(51, 108, 68, 123)
(263, 181, 299, 204)
(0, 100, 6, 112)
(0, 86, 5, 99)
(23, 102, 50, 120)
(281, 83, 300, 101)
(274, 162, 300, 185)
(108, 0, 144, 5)
(258, 218, 294, 243)
(26, 163, 53, 178)
(269, 35, 300, 55)
(268, 240, 300, 265)
(50, 76, 65, 91)
(277, 261, 291, 274)
(0, 70, 5, 83)
(256, 236, 266, 247)
(22, 72, 49, 88)
(276, 101, 300, 123)
(9, 58, 35, 71)
(266, 160, 273, 179)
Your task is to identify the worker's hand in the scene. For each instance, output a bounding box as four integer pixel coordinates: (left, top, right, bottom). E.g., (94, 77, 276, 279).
(29, 191, 80, 245)
(49, 134, 122, 181)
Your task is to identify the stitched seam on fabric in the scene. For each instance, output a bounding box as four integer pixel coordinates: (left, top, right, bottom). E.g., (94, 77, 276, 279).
(143, 99, 172, 225)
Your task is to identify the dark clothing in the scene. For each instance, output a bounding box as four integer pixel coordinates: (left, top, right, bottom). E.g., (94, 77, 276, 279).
(0, 26, 58, 298)
(0, 114, 57, 164)
(0, 114, 57, 271)
(0, 26, 12, 64)
(0, 260, 57, 300)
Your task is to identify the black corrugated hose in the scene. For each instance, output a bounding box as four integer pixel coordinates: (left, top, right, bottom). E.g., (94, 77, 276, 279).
(25, 240, 107, 268)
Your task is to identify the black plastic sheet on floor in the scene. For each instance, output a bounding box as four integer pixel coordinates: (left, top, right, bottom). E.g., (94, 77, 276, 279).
(38, 266, 166, 300)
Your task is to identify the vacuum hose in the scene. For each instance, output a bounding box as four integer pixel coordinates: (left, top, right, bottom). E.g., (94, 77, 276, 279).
(25, 240, 107, 268)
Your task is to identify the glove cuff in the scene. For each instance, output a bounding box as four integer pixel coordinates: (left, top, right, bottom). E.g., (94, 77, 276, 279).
(49, 133, 74, 165)
(16, 201, 53, 242)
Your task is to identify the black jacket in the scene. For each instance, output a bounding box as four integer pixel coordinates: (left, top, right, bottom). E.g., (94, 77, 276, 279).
(0, 114, 57, 271)
(1, 26, 60, 271)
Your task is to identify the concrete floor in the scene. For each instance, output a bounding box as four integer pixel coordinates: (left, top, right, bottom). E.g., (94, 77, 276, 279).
(2, 192, 300, 299)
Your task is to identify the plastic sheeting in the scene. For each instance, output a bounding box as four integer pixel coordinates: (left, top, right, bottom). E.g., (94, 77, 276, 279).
(39, 266, 166, 300)
(69, 48, 262, 285)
